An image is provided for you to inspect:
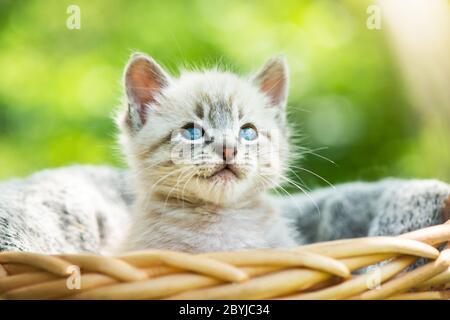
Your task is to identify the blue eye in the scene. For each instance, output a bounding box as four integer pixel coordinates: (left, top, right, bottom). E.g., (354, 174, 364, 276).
(239, 125, 258, 141)
(182, 125, 203, 140)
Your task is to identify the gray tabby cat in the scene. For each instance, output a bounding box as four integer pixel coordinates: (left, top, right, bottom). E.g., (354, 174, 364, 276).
(0, 54, 449, 254)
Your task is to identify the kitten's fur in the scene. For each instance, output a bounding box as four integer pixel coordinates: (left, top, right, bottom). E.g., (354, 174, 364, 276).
(116, 53, 296, 253)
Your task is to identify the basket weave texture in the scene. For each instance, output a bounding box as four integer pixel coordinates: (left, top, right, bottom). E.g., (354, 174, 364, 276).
(1, 221, 449, 300)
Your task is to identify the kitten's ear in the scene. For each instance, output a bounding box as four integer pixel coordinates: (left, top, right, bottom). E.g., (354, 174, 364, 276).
(124, 53, 170, 129)
(252, 56, 289, 108)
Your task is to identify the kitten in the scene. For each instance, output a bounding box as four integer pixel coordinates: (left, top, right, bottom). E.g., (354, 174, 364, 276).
(116, 53, 297, 253)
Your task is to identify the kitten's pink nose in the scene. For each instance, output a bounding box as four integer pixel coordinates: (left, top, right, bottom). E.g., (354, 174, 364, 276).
(222, 147, 237, 163)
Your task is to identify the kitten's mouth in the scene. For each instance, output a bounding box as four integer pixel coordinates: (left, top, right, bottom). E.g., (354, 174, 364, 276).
(209, 165, 239, 181)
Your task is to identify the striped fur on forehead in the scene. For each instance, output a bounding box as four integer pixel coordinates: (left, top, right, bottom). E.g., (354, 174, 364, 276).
(198, 93, 236, 129)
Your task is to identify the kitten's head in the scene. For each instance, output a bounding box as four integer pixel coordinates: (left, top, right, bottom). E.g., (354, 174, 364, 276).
(117, 53, 290, 207)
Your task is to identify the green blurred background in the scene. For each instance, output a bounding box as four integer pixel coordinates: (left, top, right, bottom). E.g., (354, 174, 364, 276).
(0, 0, 448, 189)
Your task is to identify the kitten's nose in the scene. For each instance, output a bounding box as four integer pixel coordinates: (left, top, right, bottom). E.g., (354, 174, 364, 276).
(214, 134, 237, 163)
(222, 146, 237, 163)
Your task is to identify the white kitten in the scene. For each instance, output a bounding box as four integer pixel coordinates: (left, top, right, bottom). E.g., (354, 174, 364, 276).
(116, 53, 296, 253)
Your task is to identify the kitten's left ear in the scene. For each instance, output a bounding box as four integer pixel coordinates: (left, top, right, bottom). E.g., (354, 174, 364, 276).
(252, 55, 289, 108)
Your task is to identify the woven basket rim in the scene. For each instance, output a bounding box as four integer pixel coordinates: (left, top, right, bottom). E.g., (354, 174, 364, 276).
(0, 221, 449, 300)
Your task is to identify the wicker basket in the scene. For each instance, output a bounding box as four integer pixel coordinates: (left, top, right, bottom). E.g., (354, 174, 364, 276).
(1, 221, 449, 300)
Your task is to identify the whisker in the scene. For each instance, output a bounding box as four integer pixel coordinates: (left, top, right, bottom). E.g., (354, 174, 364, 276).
(163, 167, 193, 210)
(149, 167, 186, 193)
(278, 174, 321, 216)
(295, 146, 337, 166)
(180, 170, 198, 208)
(288, 165, 336, 189)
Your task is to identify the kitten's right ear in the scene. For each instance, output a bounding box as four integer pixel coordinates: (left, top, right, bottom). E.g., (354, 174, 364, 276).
(124, 53, 170, 131)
